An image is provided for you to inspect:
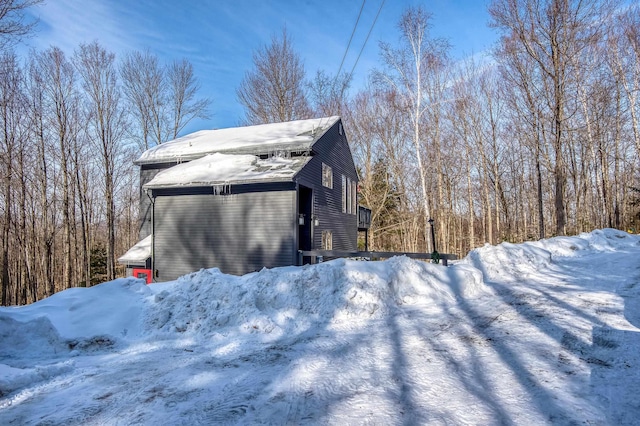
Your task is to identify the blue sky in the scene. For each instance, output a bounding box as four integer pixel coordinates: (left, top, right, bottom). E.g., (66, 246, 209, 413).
(22, 0, 499, 134)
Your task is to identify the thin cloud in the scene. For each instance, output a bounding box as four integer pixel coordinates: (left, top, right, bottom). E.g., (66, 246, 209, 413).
(27, 0, 135, 53)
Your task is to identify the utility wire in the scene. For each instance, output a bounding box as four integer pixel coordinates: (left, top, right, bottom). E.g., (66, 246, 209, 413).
(336, 0, 366, 79)
(346, 0, 385, 87)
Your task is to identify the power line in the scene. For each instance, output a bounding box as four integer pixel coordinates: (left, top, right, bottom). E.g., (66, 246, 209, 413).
(347, 0, 385, 86)
(336, 0, 366, 79)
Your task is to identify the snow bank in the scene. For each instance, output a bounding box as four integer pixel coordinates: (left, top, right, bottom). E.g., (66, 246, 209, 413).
(0, 256, 489, 362)
(1, 278, 152, 341)
(1, 228, 639, 424)
(143, 257, 489, 339)
(0, 315, 68, 360)
(464, 241, 554, 283)
(0, 315, 75, 400)
(464, 228, 640, 283)
(4, 229, 636, 348)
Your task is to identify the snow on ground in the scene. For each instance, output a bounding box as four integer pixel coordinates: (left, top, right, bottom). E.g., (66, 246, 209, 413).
(1, 228, 639, 425)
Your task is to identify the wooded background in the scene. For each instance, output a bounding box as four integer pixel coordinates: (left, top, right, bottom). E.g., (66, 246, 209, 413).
(2, 0, 640, 305)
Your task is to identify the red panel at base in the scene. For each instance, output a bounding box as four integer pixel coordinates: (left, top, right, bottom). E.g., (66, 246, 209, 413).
(132, 268, 152, 284)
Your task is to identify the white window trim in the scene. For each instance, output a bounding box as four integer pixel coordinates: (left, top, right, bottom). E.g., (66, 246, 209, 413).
(347, 177, 352, 215)
(322, 230, 333, 250)
(342, 175, 347, 213)
(351, 180, 357, 215)
(322, 163, 333, 189)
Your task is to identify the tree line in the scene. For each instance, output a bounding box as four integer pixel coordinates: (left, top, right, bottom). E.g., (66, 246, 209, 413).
(238, 1, 640, 257)
(2, 0, 640, 305)
(0, 1, 210, 304)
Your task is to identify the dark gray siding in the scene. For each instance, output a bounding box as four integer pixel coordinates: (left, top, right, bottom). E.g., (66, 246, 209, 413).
(139, 163, 175, 239)
(295, 119, 358, 251)
(153, 190, 296, 281)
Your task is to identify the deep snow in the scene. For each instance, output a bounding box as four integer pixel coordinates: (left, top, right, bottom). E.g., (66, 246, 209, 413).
(1, 229, 639, 425)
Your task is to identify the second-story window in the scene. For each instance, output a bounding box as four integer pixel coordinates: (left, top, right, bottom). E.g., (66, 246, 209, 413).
(342, 175, 347, 213)
(351, 180, 357, 215)
(322, 163, 333, 189)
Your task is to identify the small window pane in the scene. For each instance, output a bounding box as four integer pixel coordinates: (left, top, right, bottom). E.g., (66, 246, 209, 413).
(347, 177, 352, 215)
(352, 181, 357, 215)
(322, 230, 333, 250)
(342, 175, 346, 213)
(322, 163, 333, 188)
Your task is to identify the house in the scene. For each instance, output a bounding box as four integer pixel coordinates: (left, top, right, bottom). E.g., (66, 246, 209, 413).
(118, 116, 359, 282)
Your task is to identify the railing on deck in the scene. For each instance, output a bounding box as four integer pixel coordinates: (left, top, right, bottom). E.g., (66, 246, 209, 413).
(297, 250, 457, 267)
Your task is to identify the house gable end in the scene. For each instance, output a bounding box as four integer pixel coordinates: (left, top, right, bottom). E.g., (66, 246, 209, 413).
(295, 118, 358, 251)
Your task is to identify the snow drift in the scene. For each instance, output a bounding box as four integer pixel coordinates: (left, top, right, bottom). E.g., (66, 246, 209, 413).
(1, 229, 639, 425)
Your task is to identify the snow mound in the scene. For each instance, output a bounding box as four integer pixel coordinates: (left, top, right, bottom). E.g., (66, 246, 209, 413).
(0, 315, 68, 360)
(464, 229, 640, 283)
(4, 278, 152, 342)
(143, 257, 489, 339)
(532, 228, 639, 256)
(464, 241, 553, 283)
(3, 228, 640, 424)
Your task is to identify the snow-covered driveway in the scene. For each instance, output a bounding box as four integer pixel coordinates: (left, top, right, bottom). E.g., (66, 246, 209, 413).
(1, 229, 639, 424)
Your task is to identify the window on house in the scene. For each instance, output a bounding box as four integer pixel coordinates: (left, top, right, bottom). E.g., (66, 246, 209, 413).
(347, 177, 352, 215)
(342, 175, 346, 213)
(322, 163, 333, 188)
(351, 180, 357, 215)
(322, 230, 333, 250)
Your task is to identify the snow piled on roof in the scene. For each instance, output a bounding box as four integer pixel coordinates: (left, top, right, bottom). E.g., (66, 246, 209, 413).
(136, 116, 340, 164)
(144, 153, 311, 188)
(2, 228, 640, 424)
(117, 235, 151, 265)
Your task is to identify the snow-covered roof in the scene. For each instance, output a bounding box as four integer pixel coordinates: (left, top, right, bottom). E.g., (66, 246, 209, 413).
(117, 235, 151, 266)
(143, 153, 310, 189)
(135, 116, 340, 165)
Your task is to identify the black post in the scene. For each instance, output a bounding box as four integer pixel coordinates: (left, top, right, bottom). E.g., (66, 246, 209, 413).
(365, 229, 369, 251)
(428, 218, 439, 264)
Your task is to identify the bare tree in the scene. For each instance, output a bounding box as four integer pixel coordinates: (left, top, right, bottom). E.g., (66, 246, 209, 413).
(346, 86, 409, 251)
(24, 50, 55, 298)
(120, 50, 165, 149)
(121, 51, 210, 148)
(375, 5, 450, 252)
(236, 28, 310, 124)
(166, 58, 210, 139)
(307, 69, 351, 117)
(0, 52, 24, 304)
(74, 41, 127, 281)
(37, 47, 80, 291)
(607, 5, 640, 159)
(490, 0, 617, 235)
(0, 0, 41, 51)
